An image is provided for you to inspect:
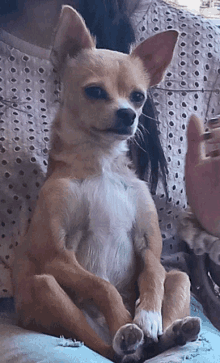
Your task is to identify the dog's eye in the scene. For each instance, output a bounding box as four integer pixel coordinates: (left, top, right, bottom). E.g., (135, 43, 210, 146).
(130, 91, 145, 105)
(84, 86, 108, 100)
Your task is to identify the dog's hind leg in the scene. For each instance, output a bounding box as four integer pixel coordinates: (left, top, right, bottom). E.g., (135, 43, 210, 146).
(138, 270, 200, 360)
(16, 274, 114, 360)
(158, 270, 201, 352)
(44, 255, 132, 338)
(112, 270, 200, 361)
(162, 270, 191, 329)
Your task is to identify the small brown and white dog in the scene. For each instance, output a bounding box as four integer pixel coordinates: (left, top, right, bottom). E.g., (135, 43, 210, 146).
(13, 6, 201, 362)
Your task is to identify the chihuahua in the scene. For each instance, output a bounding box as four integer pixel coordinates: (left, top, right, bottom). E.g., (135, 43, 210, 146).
(13, 6, 200, 362)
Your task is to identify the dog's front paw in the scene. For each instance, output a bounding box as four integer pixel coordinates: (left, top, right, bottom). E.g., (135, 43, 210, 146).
(134, 309, 163, 343)
(113, 323, 144, 362)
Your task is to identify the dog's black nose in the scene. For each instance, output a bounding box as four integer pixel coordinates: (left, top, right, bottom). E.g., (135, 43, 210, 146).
(116, 108, 136, 126)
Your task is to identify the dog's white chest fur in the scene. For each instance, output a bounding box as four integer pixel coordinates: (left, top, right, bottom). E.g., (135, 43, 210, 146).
(67, 171, 137, 291)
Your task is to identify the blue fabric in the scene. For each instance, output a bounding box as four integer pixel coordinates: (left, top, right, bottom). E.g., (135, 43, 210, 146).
(0, 297, 220, 363)
(0, 318, 112, 363)
(147, 297, 220, 363)
(0, 298, 111, 362)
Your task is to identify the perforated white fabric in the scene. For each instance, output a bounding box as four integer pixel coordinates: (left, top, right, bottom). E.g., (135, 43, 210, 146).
(1, 1, 220, 297)
(132, 0, 220, 257)
(0, 30, 60, 296)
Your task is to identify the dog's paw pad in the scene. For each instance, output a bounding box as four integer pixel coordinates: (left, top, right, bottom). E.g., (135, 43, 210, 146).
(113, 323, 144, 357)
(173, 317, 201, 346)
(181, 317, 201, 340)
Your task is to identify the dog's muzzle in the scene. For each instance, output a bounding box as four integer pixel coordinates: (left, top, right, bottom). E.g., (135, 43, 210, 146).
(107, 108, 137, 135)
(117, 108, 136, 126)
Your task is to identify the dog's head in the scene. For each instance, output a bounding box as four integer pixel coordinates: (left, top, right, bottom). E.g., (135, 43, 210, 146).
(51, 6, 178, 145)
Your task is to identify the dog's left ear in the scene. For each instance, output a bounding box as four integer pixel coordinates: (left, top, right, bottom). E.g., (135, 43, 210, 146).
(50, 6, 96, 72)
(131, 30, 178, 87)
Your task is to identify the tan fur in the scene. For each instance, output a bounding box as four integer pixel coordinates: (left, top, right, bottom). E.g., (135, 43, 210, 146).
(13, 6, 200, 362)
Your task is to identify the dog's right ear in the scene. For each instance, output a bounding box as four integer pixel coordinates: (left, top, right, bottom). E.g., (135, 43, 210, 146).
(131, 30, 178, 87)
(50, 6, 96, 72)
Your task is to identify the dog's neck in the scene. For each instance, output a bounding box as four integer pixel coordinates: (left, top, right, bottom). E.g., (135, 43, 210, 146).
(47, 113, 129, 180)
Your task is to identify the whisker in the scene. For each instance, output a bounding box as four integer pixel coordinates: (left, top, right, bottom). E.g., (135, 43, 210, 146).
(135, 127, 145, 143)
(141, 112, 158, 122)
(0, 99, 29, 113)
(138, 122, 150, 135)
(130, 133, 147, 153)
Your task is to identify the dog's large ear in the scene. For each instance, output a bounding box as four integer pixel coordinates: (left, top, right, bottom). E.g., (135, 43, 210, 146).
(50, 6, 95, 72)
(131, 30, 178, 87)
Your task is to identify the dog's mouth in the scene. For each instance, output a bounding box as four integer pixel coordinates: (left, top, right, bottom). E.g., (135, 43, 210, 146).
(92, 123, 136, 138)
(91, 108, 138, 138)
(105, 126, 134, 136)
(91, 125, 135, 140)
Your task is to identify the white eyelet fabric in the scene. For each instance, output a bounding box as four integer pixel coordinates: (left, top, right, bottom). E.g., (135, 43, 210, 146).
(132, 0, 220, 261)
(0, 30, 60, 297)
(1, 1, 220, 297)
